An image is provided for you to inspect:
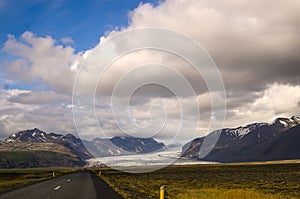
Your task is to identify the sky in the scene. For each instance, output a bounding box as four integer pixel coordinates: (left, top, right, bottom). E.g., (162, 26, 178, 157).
(0, 0, 300, 143)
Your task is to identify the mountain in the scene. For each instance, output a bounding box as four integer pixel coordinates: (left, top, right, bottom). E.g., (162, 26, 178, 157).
(0, 142, 85, 168)
(82, 138, 128, 157)
(3, 128, 93, 161)
(111, 136, 165, 153)
(83, 136, 166, 157)
(181, 116, 300, 162)
(0, 128, 166, 168)
(0, 128, 92, 168)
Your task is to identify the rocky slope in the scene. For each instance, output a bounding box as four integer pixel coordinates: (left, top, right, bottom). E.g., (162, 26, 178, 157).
(181, 116, 300, 162)
(83, 136, 165, 157)
(0, 128, 91, 168)
(0, 128, 166, 167)
(3, 128, 93, 161)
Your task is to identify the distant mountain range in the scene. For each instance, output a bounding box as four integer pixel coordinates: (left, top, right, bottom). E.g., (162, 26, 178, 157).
(181, 116, 300, 162)
(83, 136, 165, 158)
(0, 128, 165, 168)
(1, 116, 299, 168)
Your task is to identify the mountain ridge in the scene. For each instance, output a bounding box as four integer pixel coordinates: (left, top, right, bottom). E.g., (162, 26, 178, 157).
(181, 116, 300, 162)
(1, 116, 299, 167)
(0, 128, 166, 168)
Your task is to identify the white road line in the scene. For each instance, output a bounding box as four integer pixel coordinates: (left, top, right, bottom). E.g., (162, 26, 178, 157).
(67, 179, 71, 182)
(54, 186, 61, 190)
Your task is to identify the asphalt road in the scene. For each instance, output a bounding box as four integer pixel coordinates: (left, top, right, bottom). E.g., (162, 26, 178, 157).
(0, 170, 122, 199)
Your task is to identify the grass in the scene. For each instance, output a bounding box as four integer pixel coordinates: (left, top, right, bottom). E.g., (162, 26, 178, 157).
(1, 162, 299, 198)
(93, 163, 300, 199)
(0, 151, 83, 168)
(0, 168, 79, 192)
(176, 188, 283, 199)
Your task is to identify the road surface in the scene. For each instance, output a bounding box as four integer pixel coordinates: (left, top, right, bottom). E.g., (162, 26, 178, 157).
(0, 170, 122, 199)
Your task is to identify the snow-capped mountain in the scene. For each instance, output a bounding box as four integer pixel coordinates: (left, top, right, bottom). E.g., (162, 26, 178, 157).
(181, 116, 300, 162)
(223, 122, 268, 138)
(83, 136, 165, 157)
(272, 116, 300, 128)
(0, 128, 166, 168)
(110, 136, 165, 153)
(3, 128, 92, 161)
(4, 128, 56, 143)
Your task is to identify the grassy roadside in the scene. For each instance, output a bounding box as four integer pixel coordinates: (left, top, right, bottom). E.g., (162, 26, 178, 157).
(0, 168, 80, 192)
(94, 162, 300, 199)
(1, 162, 299, 198)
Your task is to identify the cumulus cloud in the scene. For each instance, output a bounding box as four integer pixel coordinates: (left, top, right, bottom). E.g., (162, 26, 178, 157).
(0, 89, 76, 139)
(100, 0, 300, 136)
(60, 36, 74, 45)
(2, 31, 81, 94)
(8, 91, 70, 105)
(73, 0, 300, 140)
(126, 0, 300, 91)
(0, 0, 300, 143)
(224, 83, 300, 127)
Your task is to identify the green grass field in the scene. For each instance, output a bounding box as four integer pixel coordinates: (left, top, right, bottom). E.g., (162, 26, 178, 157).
(1, 162, 299, 198)
(94, 162, 300, 199)
(0, 168, 79, 192)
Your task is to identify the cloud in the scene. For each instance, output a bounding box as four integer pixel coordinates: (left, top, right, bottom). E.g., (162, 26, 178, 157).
(251, 83, 300, 116)
(0, 0, 300, 143)
(60, 36, 74, 45)
(0, 89, 75, 139)
(2, 32, 81, 94)
(224, 83, 300, 127)
(8, 91, 70, 105)
(125, 0, 300, 93)
(73, 0, 300, 140)
(99, 0, 300, 135)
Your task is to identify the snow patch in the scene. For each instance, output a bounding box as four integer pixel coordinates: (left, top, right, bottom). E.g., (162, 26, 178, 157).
(234, 127, 251, 138)
(5, 138, 14, 143)
(41, 133, 48, 141)
(292, 117, 300, 123)
(279, 120, 288, 127)
(228, 123, 268, 139)
(108, 149, 113, 154)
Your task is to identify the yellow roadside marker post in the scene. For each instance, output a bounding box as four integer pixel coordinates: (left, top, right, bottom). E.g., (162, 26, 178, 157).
(52, 171, 55, 177)
(99, 171, 101, 176)
(160, 185, 165, 199)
